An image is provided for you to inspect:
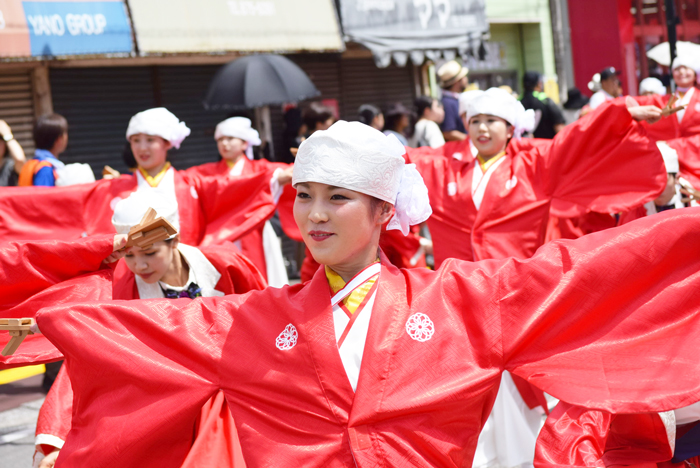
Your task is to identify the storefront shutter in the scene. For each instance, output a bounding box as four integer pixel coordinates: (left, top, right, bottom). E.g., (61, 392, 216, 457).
(0, 69, 35, 156)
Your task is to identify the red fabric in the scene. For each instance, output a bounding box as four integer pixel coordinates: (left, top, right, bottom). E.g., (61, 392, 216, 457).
(300, 247, 320, 283)
(36, 207, 700, 468)
(379, 225, 427, 270)
(546, 213, 618, 242)
(186, 159, 292, 279)
(0, 168, 276, 247)
(666, 134, 700, 189)
(534, 402, 676, 468)
(0, 236, 115, 368)
(406, 100, 666, 268)
(36, 244, 264, 466)
(636, 91, 700, 141)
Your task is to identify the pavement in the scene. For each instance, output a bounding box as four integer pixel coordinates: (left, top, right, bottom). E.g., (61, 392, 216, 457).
(0, 374, 45, 467)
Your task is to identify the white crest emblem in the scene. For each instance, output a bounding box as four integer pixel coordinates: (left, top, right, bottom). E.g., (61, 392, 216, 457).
(505, 175, 518, 191)
(405, 313, 434, 342)
(190, 185, 199, 199)
(276, 324, 298, 350)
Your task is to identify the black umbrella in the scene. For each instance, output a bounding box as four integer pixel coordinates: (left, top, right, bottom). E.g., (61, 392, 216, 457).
(203, 54, 321, 110)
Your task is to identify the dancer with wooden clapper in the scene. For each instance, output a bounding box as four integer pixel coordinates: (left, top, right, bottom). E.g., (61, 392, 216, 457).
(4, 121, 700, 468)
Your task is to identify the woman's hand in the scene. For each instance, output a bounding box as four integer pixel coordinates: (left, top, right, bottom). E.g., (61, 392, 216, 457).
(38, 450, 60, 468)
(104, 234, 129, 263)
(625, 96, 663, 124)
(276, 166, 294, 186)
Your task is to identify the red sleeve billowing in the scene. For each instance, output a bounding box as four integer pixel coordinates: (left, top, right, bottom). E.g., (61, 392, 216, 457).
(666, 134, 700, 187)
(36, 295, 241, 467)
(497, 207, 700, 414)
(541, 100, 666, 215)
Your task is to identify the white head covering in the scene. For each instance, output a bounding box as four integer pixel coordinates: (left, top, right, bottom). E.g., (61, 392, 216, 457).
(466, 88, 536, 139)
(126, 108, 191, 149)
(639, 77, 667, 96)
(458, 90, 482, 117)
(292, 121, 432, 235)
(214, 117, 262, 160)
(672, 55, 698, 73)
(112, 191, 180, 236)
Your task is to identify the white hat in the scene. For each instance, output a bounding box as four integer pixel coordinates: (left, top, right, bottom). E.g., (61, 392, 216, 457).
(466, 88, 536, 139)
(458, 90, 482, 117)
(672, 55, 698, 72)
(639, 77, 667, 96)
(112, 191, 180, 236)
(292, 121, 432, 235)
(214, 117, 262, 160)
(126, 108, 191, 149)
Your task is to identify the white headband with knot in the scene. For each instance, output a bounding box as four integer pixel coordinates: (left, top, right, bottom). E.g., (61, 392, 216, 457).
(126, 107, 191, 149)
(112, 191, 180, 236)
(292, 121, 432, 235)
(466, 88, 536, 139)
(214, 117, 261, 160)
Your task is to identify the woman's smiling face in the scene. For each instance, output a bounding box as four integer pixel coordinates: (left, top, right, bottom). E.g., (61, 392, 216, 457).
(467, 114, 513, 158)
(293, 182, 392, 276)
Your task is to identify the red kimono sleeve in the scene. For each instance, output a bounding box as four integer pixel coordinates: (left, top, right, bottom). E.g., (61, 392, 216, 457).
(534, 402, 675, 468)
(540, 100, 666, 215)
(190, 172, 277, 246)
(36, 295, 242, 467)
(0, 235, 114, 309)
(665, 134, 700, 188)
(494, 207, 700, 413)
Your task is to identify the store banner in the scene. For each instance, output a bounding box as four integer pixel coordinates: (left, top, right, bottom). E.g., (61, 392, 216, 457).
(0, 0, 132, 58)
(127, 0, 343, 54)
(339, 0, 489, 67)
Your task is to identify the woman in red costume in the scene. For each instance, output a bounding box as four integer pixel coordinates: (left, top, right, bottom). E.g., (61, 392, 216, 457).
(0, 108, 277, 249)
(188, 117, 293, 286)
(33, 191, 265, 468)
(14, 121, 700, 468)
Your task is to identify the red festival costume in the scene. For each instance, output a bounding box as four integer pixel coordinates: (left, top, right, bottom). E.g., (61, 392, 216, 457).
(187, 158, 291, 280)
(534, 401, 700, 468)
(33, 208, 700, 468)
(405, 100, 666, 268)
(35, 244, 265, 468)
(635, 91, 700, 141)
(0, 166, 276, 247)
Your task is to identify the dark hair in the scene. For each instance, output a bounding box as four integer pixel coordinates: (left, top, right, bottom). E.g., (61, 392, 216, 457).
(414, 96, 436, 119)
(358, 104, 382, 126)
(523, 71, 542, 93)
(302, 102, 333, 132)
(122, 142, 137, 170)
(383, 103, 411, 132)
(33, 114, 68, 150)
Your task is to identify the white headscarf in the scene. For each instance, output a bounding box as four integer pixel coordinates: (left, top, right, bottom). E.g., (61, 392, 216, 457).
(214, 117, 261, 160)
(672, 55, 698, 72)
(112, 191, 180, 237)
(639, 77, 667, 96)
(126, 108, 191, 149)
(292, 121, 432, 235)
(466, 88, 536, 139)
(458, 90, 483, 117)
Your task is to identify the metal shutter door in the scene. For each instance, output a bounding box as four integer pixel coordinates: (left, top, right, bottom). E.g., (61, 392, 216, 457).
(50, 67, 156, 175)
(157, 65, 233, 169)
(0, 69, 35, 156)
(339, 58, 416, 120)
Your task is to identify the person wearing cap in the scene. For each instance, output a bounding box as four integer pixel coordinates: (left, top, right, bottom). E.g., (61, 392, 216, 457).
(589, 67, 622, 110)
(33, 191, 266, 468)
(22, 117, 700, 468)
(635, 56, 700, 141)
(382, 102, 411, 146)
(188, 116, 293, 287)
(520, 71, 566, 139)
(562, 87, 590, 124)
(0, 108, 279, 254)
(437, 60, 469, 142)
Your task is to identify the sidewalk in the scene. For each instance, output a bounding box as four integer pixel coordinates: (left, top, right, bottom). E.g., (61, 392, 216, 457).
(0, 374, 45, 467)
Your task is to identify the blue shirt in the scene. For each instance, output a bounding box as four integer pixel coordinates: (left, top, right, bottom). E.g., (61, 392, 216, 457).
(440, 91, 466, 134)
(33, 149, 64, 186)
